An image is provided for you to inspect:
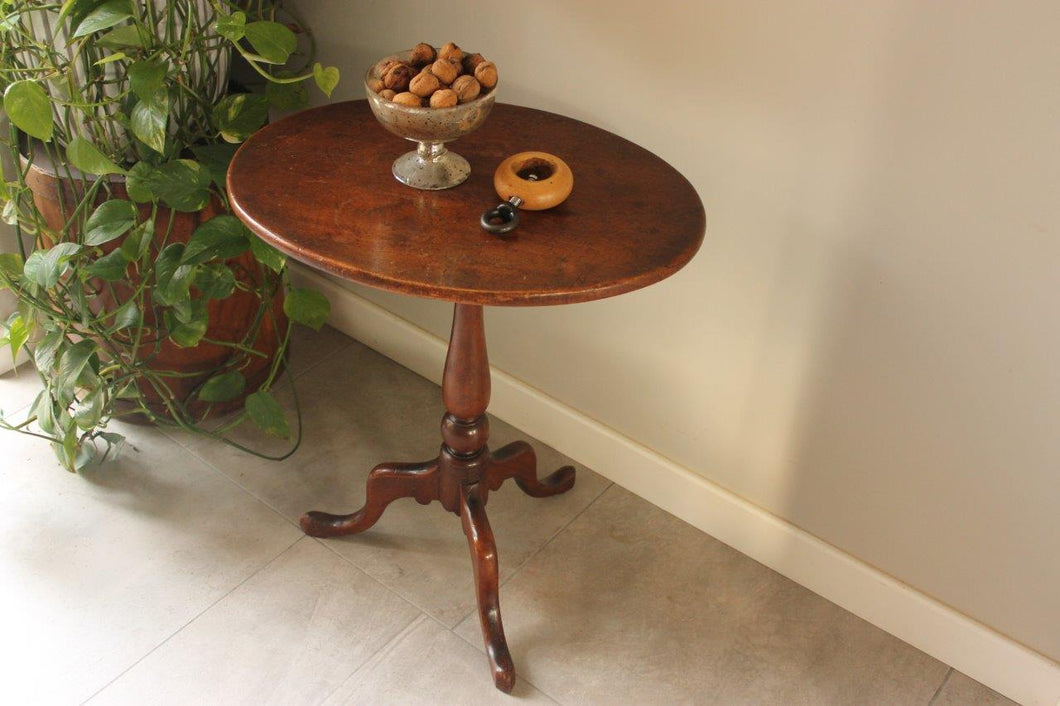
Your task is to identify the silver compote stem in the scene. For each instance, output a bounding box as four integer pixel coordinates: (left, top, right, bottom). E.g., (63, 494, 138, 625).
(365, 50, 496, 190)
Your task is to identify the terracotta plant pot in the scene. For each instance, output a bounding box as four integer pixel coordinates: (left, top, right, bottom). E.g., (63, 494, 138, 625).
(24, 161, 286, 419)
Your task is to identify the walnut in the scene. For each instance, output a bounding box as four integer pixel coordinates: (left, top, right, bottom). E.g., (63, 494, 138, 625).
(438, 42, 464, 63)
(463, 53, 486, 73)
(473, 61, 497, 90)
(391, 91, 423, 107)
(431, 58, 460, 85)
(451, 74, 481, 103)
(383, 62, 412, 91)
(409, 42, 436, 66)
(375, 58, 401, 76)
(373, 45, 497, 109)
(409, 71, 441, 97)
(429, 88, 458, 108)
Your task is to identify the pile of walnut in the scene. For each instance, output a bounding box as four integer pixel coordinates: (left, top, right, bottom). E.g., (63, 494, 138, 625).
(369, 42, 498, 108)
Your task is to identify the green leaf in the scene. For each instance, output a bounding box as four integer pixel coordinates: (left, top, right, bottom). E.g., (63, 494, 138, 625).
(313, 63, 340, 98)
(110, 300, 139, 331)
(197, 370, 246, 403)
(284, 287, 329, 331)
(190, 142, 238, 189)
(124, 162, 155, 202)
(128, 59, 166, 101)
(33, 329, 64, 372)
(2, 312, 29, 363)
(182, 215, 249, 265)
(93, 51, 127, 65)
(243, 21, 296, 64)
(83, 247, 129, 280)
(195, 263, 236, 299)
(0, 13, 18, 35)
(56, 339, 96, 402)
(72, 385, 104, 430)
(84, 199, 136, 246)
(212, 93, 270, 143)
(71, 0, 132, 38)
(67, 137, 125, 175)
(120, 218, 154, 260)
(266, 77, 308, 111)
(59, 0, 94, 23)
(164, 299, 208, 347)
(248, 235, 285, 273)
(146, 159, 211, 211)
(97, 24, 145, 48)
(3, 81, 53, 141)
(245, 390, 289, 437)
(24, 242, 82, 288)
(2, 199, 17, 226)
(31, 390, 57, 436)
(152, 243, 194, 308)
(0, 252, 22, 290)
(130, 91, 169, 153)
(214, 11, 246, 41)
(52, 424, 89, 472)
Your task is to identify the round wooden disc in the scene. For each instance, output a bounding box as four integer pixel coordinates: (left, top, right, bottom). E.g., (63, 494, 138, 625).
(228, 101, 705, 306)
(493, 151, 573, 210)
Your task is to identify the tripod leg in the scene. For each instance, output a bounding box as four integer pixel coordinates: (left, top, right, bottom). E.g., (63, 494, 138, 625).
(488, 440, 576, 498)
(460, 484, 516, 693)
(301, 459, 438, 538)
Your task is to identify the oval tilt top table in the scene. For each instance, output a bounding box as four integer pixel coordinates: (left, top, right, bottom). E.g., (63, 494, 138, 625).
(228, 100, 705, 693)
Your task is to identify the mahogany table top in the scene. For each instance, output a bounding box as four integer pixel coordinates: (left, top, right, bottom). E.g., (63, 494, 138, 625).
(228, 100, 705, 306)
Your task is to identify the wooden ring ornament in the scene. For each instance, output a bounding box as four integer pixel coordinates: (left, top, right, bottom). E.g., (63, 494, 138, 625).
(481, 151, 573, 235)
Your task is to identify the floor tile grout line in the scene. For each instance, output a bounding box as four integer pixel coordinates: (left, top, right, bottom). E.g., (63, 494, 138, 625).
(311, 536, 453, 632)
(147, 336, 597, 705)
(442, 480, 615, 706)
(448, 478, 614, 630)
(315, 614, 431, 705)
(156, 425, 311, 533)
(164, 399, 603, 648)
(928, 667, 954, 705)
(305, 522, 566, 702)
(154, 419, 451, 634)
(79, 534, 307, 705)
(501, 479, 614, 588)
(288, 336, 357, 382)
(445, 623, 562, 704)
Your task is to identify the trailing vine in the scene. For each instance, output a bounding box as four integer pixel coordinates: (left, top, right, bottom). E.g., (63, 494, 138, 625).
(0, 0, 340, 470)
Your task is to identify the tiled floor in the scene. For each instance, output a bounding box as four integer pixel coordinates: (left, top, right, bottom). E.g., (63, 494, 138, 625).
(0, 326, 1016, 705)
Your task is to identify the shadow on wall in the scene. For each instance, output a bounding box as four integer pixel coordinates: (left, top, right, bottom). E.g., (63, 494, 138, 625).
(767, 2, 1060, 663)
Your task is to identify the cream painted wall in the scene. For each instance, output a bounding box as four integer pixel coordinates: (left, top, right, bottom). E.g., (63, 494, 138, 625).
(290, 0, 1060, 661)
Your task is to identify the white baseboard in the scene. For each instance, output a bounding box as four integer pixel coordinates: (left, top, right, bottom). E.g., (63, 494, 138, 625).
(292, 264, 1060, 706)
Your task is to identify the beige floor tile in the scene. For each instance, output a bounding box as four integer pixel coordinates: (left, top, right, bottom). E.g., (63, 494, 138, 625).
(89, 538, 422, 706)
(455, 485, 949, 705)
(933, 670, 1017, 705)
(0, 421, 302, 705)
(171, 341, 611, 626)
(0, 362, 42, 418)
(323, 615, 556, 705)
(709, 577, 949, 704)
(286, 324, 354, 378)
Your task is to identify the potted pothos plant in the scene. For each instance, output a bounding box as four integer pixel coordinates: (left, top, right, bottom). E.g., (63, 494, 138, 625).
(0, 0, 341, 470)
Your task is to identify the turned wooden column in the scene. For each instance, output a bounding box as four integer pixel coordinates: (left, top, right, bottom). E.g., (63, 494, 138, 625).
(437, 304, 491, 512)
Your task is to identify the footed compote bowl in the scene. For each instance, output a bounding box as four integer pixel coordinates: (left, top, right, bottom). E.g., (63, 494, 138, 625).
(365, 49, 496, 190)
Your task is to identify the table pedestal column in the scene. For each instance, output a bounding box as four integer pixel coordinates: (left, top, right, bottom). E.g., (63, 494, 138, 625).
(300, 303, 576, 693)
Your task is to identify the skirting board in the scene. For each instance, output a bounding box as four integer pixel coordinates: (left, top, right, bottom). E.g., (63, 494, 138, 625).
(291, 263, 1060, 706)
